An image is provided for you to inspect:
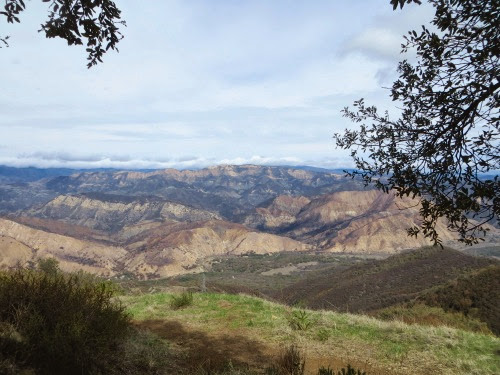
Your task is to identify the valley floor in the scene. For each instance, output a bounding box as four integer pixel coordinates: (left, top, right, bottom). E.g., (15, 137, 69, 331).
(123, 292, 500, 375)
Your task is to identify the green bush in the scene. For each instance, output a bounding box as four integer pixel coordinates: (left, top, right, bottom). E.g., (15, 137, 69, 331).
(0, 269, 131, 374)
(36, 257, 60, 275)
(315, 328, 330, 342)
(170, 291, 194, 310)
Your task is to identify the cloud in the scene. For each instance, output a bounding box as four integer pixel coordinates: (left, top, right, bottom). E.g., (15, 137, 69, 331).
(342, 2, 435, 61)
(0, 153, 355, 170)
(22, 151, 108, 163)
(345, 28, 403, 61)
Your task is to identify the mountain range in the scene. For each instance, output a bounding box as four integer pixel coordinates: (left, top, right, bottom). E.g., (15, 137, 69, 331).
(0, 164, 498, 278)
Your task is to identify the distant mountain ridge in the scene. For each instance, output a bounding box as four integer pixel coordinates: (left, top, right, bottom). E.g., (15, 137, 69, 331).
(0, 165, 157, 183)
(0, 164, 366, 218)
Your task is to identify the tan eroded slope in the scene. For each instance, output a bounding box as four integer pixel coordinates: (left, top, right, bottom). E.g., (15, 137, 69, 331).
(0, 218, 127, 275)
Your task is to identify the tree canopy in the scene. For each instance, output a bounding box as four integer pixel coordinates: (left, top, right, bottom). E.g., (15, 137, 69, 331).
(1, 0, 125, 68)
(335, 0, 499, 245)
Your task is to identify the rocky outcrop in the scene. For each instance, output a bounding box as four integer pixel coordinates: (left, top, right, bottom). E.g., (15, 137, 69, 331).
(323, 212, 455, 253)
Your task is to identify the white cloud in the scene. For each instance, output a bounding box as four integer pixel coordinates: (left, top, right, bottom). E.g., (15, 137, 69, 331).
(342, 1, 435, 63)
(346, 28, 403, 61)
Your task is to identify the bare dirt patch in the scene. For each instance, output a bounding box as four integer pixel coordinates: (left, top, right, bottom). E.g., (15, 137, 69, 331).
(261, 261, 319, 276)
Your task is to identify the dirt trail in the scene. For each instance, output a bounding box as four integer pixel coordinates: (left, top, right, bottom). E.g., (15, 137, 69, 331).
(135, 319, 389, 374)
(135, 319, 273, 373)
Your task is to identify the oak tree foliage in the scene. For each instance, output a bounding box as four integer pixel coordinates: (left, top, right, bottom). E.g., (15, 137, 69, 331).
(1, 0, 125, 67)
(335, 0, 499, 245)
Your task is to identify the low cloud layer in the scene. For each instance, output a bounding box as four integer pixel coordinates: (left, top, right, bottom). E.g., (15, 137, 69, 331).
(0, 153, 352, 170)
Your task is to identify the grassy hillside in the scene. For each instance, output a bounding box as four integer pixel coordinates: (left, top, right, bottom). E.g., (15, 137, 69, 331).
(278, 247, 497, 312)
(123, 292, 500, 375)
(418, 265, 500, 335)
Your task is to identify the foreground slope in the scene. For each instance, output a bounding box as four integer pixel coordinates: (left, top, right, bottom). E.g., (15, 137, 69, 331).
(124, 292, 500, 375)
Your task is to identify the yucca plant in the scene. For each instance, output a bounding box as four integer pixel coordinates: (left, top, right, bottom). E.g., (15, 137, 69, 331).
(170, 291, 194, 310)
(288, 309, 313, 331)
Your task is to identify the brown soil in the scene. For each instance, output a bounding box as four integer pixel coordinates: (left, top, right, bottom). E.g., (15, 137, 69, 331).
(135, 319, 390, 374)
(135, 319, 273, 373)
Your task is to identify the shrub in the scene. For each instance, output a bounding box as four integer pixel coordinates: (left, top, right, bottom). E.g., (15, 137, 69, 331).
(315, 328, 330, 342)
(170, 291, 194, 310)
(336, 365, 366, 375)
(266, 345, 305, 375)
(0, 269, 130, 374)
(37, 257, 60, 275)
(317, 365, 366, 375)
(317, 367, 334, 375)
(287, 309, 314, 331)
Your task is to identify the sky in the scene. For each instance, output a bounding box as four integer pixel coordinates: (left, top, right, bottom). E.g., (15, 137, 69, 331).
(0, 0, 435, 170)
